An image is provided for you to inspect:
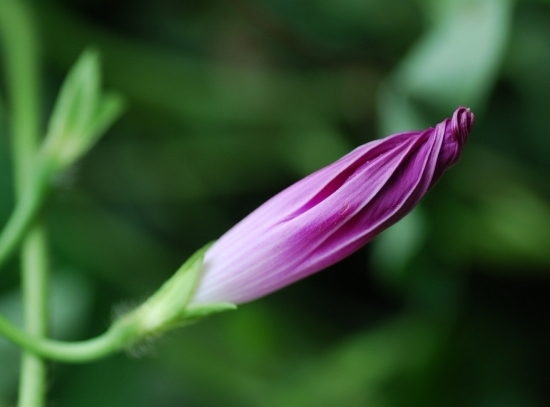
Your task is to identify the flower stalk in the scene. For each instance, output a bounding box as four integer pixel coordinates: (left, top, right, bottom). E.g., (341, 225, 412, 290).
(0, 243, 235, 363)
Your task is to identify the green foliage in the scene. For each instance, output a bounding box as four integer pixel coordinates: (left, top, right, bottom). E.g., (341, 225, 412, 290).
(1, 0, 550, 406)
(379, 0, 514, 135)
(42, 49, 124, 174)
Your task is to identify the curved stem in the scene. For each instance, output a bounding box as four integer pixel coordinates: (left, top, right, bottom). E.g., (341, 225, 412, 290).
(0, 171, 49, 270)
(0, 313, 139, 363)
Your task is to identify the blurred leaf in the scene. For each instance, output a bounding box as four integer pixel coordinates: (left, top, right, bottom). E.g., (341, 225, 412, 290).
(378, 0, 513, 136)
(46, 49, 101, 140)
(42, 49, 124, 172)
(396, 0, 513, 112)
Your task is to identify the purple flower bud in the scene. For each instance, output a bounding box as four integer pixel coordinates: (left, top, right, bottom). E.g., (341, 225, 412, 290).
(192, 107, 474, 305)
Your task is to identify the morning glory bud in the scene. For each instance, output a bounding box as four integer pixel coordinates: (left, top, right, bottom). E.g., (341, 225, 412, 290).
(192, 107, 474, 305)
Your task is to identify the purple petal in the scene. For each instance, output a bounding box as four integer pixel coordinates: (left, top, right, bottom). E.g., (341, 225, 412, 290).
(191, 107, 474, 305)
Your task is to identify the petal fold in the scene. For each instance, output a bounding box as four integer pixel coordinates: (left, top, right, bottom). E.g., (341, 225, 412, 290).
(192, 107, 474, 305)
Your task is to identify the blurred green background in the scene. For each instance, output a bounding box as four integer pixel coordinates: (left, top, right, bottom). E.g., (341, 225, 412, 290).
(1, 0, 550, 405)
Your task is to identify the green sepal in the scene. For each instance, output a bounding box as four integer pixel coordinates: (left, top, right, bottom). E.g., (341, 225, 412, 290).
(178, 303, 237, 326)
(124, 241, 236, 337)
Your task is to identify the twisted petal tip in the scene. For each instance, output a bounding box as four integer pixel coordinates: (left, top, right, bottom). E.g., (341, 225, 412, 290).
(453, 106, 475, 147)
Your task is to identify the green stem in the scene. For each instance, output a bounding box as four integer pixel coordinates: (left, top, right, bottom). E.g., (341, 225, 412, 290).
(0, 169, 49, 270)
(18, 226, 50, 407)
(0, 312, 139, 363)
(0, 0, 52, 273)
(0, 4, 38, 185)
(0, 1, 49, 406)
(0, 299, 235, 363)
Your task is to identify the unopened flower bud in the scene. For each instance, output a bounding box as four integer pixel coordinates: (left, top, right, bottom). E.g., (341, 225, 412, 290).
(192, 107, 474, 305)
